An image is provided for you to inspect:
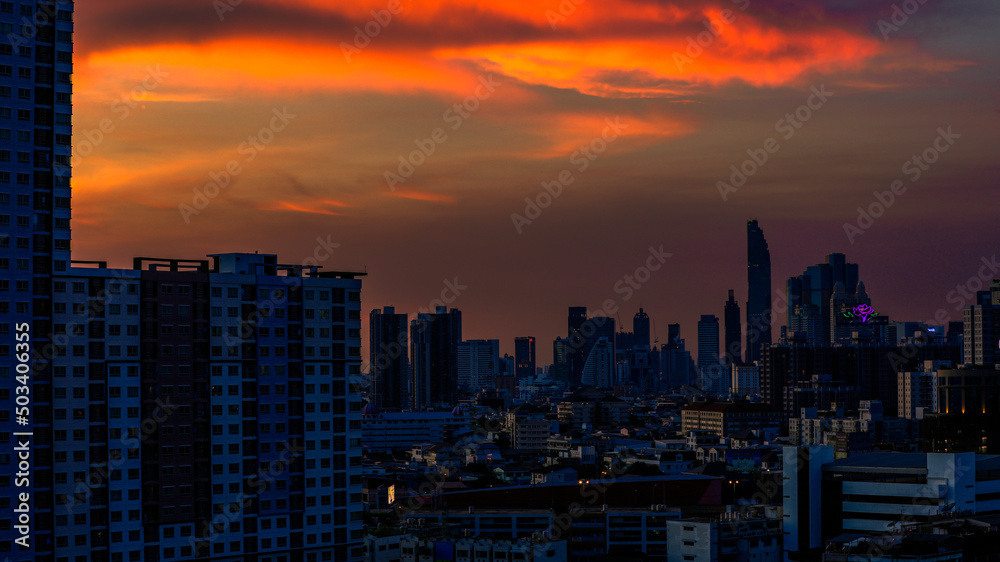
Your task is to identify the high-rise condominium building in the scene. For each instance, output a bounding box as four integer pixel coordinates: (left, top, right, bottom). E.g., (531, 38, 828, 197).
(0, 4, 367, 560)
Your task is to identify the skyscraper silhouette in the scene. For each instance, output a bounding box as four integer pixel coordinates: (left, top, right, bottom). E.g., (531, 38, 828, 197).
(410, 306, 462, 408)
(633, 308, 651, 350)
(746, 220, 772, 363)
(786, 252, 860, 345)
(697, 314, 720, 368)
(724, 289, 742, 365)
(568, 306, 588, 383)
(514, 336, 536, 378)
(370, 307, 409, 409)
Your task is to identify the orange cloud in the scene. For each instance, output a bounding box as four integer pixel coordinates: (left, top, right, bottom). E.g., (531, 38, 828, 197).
(390, 190, 458, 203)
(260, 201, 348, 215)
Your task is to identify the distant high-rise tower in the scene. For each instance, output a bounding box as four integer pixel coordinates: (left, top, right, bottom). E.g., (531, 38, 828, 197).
(514, 337, 536, 378)
(568, 306, 589, 383)
(458, 339, 500, 391)
(697, 314, 720, 368)
(830, 280, 873, 344)
(724, 290, 742, 365)
(660, 324, 695, 388)
(787, 253, 860, 345)
(410, 306, 462, 408)
(667, 323, 682, 349)
(581, 337, 614, 387)
(634, 308, 651, 350)
(746, 220, 772, 363)
(370, 307, 409, 410)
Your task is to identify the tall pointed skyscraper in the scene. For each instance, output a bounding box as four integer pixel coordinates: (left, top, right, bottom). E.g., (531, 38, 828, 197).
(633, 308, 651, 350)
(746, 220, 772, 363)
(724, 289, 742, 365)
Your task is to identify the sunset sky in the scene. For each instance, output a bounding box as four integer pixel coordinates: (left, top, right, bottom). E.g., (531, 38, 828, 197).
(72, 0, 1000, 363)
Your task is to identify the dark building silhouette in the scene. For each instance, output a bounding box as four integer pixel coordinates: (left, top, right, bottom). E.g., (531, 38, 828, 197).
(667, 323, 681, 349)
(552, 337, 572, 382)
(585, 315, 616, 368)
(946, 321, 964, 347)
(786, 253, 860, 345)
(659, 324, 696, 389)
(724, 289, 742, 366)
(411, 306, 462, 408)
(514, 336, 536, 378)
(568, 306, 588, 383)
(633, 308, 651, 350)
(370, 306, 409, 410)
(697, 314, 720, 368)
(762, 339, 961, 427)
(746, 220, 772, 364)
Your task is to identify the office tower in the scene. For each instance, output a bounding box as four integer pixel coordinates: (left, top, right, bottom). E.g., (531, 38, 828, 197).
(457, 339, 500, 391)
(370, 307, 409, 410)
(786, 253, 860, 345)
(40, 255, 368, 562)
(633, 308, 650, 350)
(513, 337, 536, 379)
(551, 337, 571, 382)
(697, 314, 720, 368)
(746, 220, 772, 363)
(659, 324, 696, 389)
(781, 446, 836, 558)
(723, 290, 741, 365)
(567, 306, 588, 383)
(585, 315, 615, 361)
(614, 330, 635, 360)
(830, 280, 874, 344)
(666, 323, 681, 349)
(410, 306, 462, 408)
(581, 338, 614, 388)
(499, 353, 515, 377)
(788, 304, 824, 343)
(963, 281, 1000, 365)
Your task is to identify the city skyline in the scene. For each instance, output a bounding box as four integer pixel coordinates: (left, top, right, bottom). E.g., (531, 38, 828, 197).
(61, 0, 1000, 365)
(4, 1, 1000, 561)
